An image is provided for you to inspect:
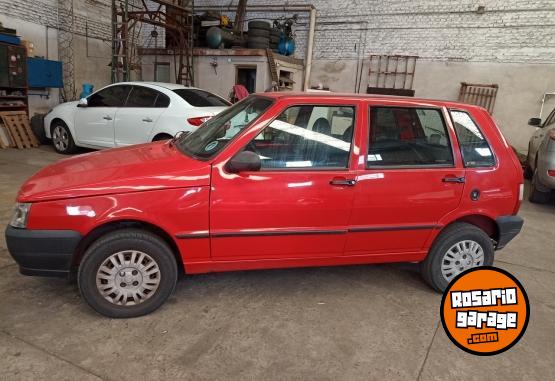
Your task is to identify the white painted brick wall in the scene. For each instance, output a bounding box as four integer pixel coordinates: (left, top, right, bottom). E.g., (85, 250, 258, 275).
(0, 0, 165, 46)
(197, 0, 555, 63)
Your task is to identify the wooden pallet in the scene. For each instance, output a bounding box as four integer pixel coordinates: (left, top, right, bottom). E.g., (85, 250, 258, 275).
(0, 111, 38, 149)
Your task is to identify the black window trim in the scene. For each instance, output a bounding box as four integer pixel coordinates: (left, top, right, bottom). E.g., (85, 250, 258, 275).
(241, 102, 358, 172)
(448, 108, 498, 169)
(365, 105, 457, 170)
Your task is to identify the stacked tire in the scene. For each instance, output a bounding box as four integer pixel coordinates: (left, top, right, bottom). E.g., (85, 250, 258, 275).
(247, 21, 271, 49)
(270, 28, 281, 51)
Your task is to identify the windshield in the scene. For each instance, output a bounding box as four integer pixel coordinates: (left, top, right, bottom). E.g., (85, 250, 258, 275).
(174, 89, 231, 107)
(176, 96, 273, 159)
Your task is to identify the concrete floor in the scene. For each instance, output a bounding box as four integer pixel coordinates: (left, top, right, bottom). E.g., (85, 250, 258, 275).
(0, 146, 554, 381)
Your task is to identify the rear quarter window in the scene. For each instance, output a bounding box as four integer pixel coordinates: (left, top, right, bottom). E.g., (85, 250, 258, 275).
(174, 89, 231, 107)
(450, 110, 495, 167)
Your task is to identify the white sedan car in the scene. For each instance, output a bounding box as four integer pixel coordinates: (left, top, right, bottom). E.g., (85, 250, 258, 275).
(44, 82, 231, 154)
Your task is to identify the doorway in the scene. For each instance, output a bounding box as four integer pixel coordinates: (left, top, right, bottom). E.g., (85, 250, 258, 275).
(236, 67, 257, 94)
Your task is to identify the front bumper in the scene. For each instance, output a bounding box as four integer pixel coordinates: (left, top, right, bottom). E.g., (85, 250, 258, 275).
(5, 226, 82, 277)
(495, 216, 524, 250)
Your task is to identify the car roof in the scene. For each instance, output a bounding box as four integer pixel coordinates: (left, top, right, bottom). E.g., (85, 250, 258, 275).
(111, 82, 197, 91)
(256, 92, 482, 110)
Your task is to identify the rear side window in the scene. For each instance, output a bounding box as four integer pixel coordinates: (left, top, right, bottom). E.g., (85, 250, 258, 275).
(125, 86, 160, 108)
(450, 111, 495, 167)
(174, 89, 231, 107)
(367, 107, 453, 167)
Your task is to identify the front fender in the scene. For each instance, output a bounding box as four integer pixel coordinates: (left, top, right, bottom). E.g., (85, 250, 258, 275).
(26, 186, 211, 262)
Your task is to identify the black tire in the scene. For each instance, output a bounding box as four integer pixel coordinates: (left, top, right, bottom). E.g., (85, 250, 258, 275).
(523, 164, 533, 180)
(247, 36, 269, 44)
(78, 229, 178, 318)
(248, 20, 271, 30)
(152, 133, 172, 142)
(248, 42, 270, 49)
(420, 222, 494, 292)
(248, 28, 270, 38)
(50, 120, 77, 154)
(30, 114, 48, 144)
(529, 169, 551, 203)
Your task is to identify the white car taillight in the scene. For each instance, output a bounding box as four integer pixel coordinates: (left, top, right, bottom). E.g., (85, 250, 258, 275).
(187, 116, 211, 127)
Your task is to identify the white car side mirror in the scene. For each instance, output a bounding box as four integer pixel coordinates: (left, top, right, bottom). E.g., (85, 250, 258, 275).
(77, 98, 88, 107)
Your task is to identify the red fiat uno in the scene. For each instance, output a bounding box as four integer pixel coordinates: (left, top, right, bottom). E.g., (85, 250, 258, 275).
(6, 93, 524, 317)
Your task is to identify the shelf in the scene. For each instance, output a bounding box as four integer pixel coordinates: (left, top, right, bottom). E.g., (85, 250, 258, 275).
(0, 105, 27, 109)
(0, 95, 27, 99)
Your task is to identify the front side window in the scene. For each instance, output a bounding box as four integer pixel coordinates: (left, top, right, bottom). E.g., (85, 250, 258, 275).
(88, 85, 130, 107)
(544, 109, 555, 127)
(176, 96, 273, 159)
(245, 105, 355, 169)
(368, 107, 453, 167)
(451, 110, 495, 167)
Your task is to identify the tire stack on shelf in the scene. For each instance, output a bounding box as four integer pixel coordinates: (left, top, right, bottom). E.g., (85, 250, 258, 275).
(269, 28, 281, 51)
(247, 21, 271, 49)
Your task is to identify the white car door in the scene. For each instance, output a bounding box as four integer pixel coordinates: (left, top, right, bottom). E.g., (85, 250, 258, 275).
(115, 86, 168, 146)
(74, 85, 131, 148)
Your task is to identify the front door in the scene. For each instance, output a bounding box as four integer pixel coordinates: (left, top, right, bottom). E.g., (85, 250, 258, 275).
(210, 101, 359, 260)
(75, 85, 130, 147)
(346, 105, 465, 257)
(115, 85, 168, 146)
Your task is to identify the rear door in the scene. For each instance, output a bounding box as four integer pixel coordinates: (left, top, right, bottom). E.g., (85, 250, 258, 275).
(75, 85, 130, 147)
(345, 103, 465, 257)
(115, 86, 169, 146)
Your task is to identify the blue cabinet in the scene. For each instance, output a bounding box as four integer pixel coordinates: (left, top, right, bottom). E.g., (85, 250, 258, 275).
(27, 58, 63, 88)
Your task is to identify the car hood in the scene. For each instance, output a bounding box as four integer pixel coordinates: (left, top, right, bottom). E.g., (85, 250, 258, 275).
(18, 142, 211, 202)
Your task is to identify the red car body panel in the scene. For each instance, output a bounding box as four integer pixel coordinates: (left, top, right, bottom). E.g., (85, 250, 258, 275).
(16, 93, 523, 275)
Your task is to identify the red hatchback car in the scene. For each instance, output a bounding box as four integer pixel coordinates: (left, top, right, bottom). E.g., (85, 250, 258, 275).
(6, 93, 524, 318)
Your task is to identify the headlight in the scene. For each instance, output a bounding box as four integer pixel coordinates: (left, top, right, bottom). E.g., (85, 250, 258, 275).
(9, 203, 32, 228)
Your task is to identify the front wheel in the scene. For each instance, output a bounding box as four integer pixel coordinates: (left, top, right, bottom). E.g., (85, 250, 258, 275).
(420, 223, 494, 292)
(78, 229, 178, 318)
(51, 121, 77, 154)
(529, 169, 551, 204)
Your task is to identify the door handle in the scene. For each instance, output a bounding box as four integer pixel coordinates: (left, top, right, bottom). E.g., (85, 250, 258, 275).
(330, 177, 357, 186)
(142, 117, 153, 123)
(442, 176, 465, 184)
(103, 115, 112, 121)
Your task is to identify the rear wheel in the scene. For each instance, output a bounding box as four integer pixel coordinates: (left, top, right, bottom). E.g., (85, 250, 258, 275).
(529, 169, 551, 203)
(152, 133, 172, 142)
(78, 229, 178, 318)
(51, 121, 77, 154)
(420, 223, 494, 292)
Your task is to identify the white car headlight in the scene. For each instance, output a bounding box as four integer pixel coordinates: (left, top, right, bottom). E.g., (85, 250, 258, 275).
(10, 203, 32, 228)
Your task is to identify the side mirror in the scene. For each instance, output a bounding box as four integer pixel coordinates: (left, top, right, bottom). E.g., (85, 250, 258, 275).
(528, 117, 541, 127)
(226, 151, 261, 173)
(77, 98, 88, 107)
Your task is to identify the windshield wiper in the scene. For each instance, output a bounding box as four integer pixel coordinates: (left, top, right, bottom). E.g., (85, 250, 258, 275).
(169, 131, 186, 148)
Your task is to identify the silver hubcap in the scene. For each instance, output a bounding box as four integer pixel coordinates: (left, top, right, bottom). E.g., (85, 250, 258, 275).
(441, 240, 484, 282)
(96, 251, 161, 306)
(52, 126, 69, 151)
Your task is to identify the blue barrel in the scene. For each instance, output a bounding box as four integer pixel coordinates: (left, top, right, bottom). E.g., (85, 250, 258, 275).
(79, 83, 94, 99)
(278, 37, 295, 56)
